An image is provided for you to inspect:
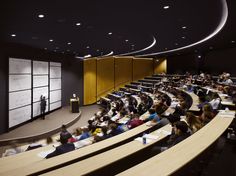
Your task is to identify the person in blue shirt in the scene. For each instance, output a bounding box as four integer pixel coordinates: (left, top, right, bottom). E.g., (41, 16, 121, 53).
(146, 109, 160, 122)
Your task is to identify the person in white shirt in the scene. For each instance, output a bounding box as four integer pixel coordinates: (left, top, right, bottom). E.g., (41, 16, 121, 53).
(209, 92, 221, 111)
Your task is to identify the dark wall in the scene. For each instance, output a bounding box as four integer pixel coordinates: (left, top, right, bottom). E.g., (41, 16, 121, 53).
(0, 42, 83, 134)
(61, 58, 83, 107)
(204, 47, 236, 76)
(167, 53, 199, 74)
(167, 46, 236, 76)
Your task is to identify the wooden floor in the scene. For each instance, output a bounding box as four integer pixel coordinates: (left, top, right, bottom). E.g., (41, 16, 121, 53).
(0, 104, 100, 143)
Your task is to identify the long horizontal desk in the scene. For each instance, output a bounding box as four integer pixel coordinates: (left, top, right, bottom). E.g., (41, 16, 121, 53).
(117, 111, 235, 176)
(41, 124, 172, 176)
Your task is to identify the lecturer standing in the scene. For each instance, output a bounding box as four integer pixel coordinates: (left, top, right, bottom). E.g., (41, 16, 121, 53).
(40, 95, 46, 120)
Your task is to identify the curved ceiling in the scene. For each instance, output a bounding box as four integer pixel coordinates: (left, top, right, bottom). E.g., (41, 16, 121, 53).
(0, 0, 235, 58)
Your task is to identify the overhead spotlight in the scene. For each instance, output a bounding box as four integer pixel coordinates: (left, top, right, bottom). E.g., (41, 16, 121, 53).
(11, 34, 16, 37)
(49, 39, 53, 42)
(108, 32, 112, 35)
(38, 14, 44, 18)
(67, 49, 70, 52)
(86, 46, 90, 49)
(209, 46, 213, 50)
(163, 6, 169, 9)
(55, 47, 59, 49)
(44, 48, 47, 50)
(182, 26, 187, 29)
(125, 39, 129, 42)
(67, 42, 71, 45)
(198, 55, 201, 58)
(231, 40, 235, 43)
(175, 43, 178, 46)
(96, 49, 100, 52)
(182, 36, 186, 39)
(76, 23, 81, 26)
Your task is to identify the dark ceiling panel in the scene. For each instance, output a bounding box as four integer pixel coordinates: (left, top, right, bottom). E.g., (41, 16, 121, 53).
(0, 0, 235, 58)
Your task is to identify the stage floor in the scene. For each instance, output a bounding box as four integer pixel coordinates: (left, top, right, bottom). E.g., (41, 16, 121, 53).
(0, 106, 81, 143)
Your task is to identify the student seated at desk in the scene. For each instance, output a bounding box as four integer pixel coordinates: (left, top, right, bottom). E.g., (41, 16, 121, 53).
(145, 108, 160, 122)
(199, 104, 215, 125)
(45, 136, 75, 159)
(185, 112, 203, 133)
(127, 114, 143, 129)
(152, 121, 190, 153)
(60, 124, 72, 142)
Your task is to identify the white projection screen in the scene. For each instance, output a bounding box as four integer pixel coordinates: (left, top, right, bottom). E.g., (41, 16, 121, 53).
(8, 58, 32, 128)
(49, 62, 62, 111)
(8, 58, 62, 128)
(32, 61, 49, 118)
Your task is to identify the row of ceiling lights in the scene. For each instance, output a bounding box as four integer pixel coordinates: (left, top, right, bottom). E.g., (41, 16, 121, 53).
(9, 5, 236, 58)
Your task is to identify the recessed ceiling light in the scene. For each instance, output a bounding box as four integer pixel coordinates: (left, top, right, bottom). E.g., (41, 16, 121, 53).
(125, 39, 129, 42)
(182, 36, 186, 39)
(76, 23, 81, 26)
(96, 49, 100, 52)
(182, 26, 187, 29)
(198, 55, 201, 58)
(49, 39, 53, 42)
(67, 42, 71, 45)
(165, 48, 168, 50)
(86, 46, 90, 49)
(67, 49, 70, 52)
(54, 50, 57, 52)
(108, 32, 112, 35)
(209, 46, 213, 49)
(55, 47, 59, 49)
(38, 14, 44, 18)
(231, 40, 235, 43)
(11, 34, 16, 37)
(175, 43, 178, 45)
(163, 6, 169, 9)
(44, 48, 47, 50)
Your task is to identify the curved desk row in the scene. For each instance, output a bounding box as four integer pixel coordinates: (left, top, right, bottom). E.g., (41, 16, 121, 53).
(117, 111, 235, 176)
(0, 90, 169, 176)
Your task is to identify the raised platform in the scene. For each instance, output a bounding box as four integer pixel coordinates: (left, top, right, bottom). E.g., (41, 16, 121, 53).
(0, 106, 81, 146)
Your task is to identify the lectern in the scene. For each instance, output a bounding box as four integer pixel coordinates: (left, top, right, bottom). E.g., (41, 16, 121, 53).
(70, 98, 79, 113)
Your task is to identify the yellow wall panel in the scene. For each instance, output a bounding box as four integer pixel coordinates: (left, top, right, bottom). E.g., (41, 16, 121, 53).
(133, 58, 154, 81)
(97, 57, 114, 100)
(154, 58, 167, 74)
(83, 58, 97, 105)
(114, 57, 133, 89)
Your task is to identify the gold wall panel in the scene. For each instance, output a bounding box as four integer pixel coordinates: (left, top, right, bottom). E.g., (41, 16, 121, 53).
(83, 58, 97, 105)
(97, 57, 115, 100)
(114, 57, 133, 89)
(133, 58, 154, 81)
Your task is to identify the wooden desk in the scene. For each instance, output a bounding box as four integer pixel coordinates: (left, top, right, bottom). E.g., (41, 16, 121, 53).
(117, 112, 235, 176)
(1, 122, 167, 176)
(41, 124, 172, 176)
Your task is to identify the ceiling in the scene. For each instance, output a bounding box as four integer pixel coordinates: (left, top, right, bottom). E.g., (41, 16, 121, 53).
(0, 0, 235, 58)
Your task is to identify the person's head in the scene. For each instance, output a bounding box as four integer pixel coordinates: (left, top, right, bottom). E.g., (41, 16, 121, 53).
(203, 104, 213, 112)
(148, 108, 156, 115)
(46, 136, 53, 144)
(61, 124, 67, 132)
(174, 121, 189, 135)
(186, 112, 197, 125)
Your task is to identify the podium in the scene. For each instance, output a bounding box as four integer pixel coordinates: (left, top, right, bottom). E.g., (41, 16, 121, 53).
(70, 98, 79, 113)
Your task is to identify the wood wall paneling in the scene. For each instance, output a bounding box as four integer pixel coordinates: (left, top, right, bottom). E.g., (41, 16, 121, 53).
(83, 58, 97, 105)
(132, 58, 154, 81)
(154, 58, 167, 74)
(96, 57, 115, 100)
(114, 57, 133, 89)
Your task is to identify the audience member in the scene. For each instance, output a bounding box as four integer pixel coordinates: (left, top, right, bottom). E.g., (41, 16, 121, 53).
(45, 136, 75, 159)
